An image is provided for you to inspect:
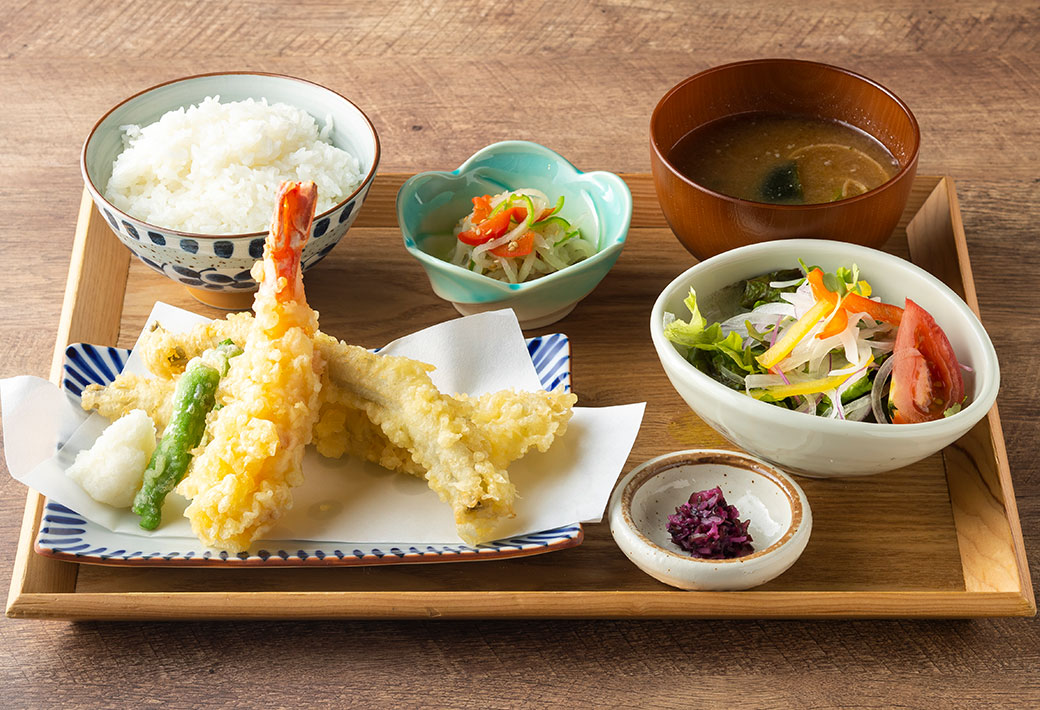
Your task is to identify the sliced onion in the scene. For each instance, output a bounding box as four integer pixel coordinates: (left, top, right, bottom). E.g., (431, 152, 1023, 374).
(844, 394, 873, 421)
(717, 363, 746, 387)
(768, 315, 783, 348)
(720, 303, 794, 338)
(835, 366, 868, 400)
(796, 394, 819, 414)
(745, 373, 789, 389)
(870, 355, 898, 424)
(780, 283, 816, 317)
(768, 277, 804, 288)
(828, 389, 845, 420)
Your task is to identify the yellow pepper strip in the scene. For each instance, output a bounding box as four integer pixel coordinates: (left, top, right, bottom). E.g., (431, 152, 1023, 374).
(750, 372, 854, 400)
(756, 299, 832, 370)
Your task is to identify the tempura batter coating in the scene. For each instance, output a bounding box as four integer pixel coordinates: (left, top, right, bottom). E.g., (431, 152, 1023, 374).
(455, 389, 577, 468)
(318, 335, 516, 544)
(176, 182, 324, 551)
(312, 386, 574, 475)
(127, 312, 576, 481)
(138, 312, 253, 380)
(83, 375, 175, 431)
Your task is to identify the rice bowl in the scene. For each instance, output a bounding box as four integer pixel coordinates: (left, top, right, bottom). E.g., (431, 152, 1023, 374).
(81, 72, 380, 308)
(105, 96, 363, 235)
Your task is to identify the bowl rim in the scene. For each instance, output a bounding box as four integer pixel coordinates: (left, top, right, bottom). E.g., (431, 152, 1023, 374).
(649, 238, 1000, 437)
(80, 71, 381, 240)
(649, 58, 921, 210)
(396, 139, 632, 295)
(616, 449, 807, 565)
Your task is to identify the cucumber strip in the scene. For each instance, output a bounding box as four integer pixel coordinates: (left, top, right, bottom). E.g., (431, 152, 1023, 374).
(553, 229, 581, 247)
(535, 215, 572, 231)
(517, 194, 536, 231)
(533, 195, 564, 222)
(487, 195, 513, 219)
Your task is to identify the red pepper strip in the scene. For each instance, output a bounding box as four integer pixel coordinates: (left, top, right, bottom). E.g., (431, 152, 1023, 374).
(807, 268, 903, 334)
(490, 231, 535, 258)
(819, 307, 849, 339)
(843, 292, 903, 326)
(471, 195, 492, 222)
(511, 206, 556, 223)
(457, 209, 515, 245)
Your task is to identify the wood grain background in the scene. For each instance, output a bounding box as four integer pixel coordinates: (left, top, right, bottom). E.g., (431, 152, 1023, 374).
(1, 0, 1038, 707)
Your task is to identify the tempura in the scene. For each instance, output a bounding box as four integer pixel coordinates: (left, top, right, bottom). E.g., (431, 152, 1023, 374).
(176, 181, 325, 550)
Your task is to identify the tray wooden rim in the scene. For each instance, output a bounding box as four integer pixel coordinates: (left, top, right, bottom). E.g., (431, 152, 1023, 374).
(6, 174, 1035, 620)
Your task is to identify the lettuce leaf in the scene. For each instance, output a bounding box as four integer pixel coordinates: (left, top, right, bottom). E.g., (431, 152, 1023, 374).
(664, 289, 763, 374)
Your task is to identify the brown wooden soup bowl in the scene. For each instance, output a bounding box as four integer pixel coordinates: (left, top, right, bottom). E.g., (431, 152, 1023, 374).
(649, 59, 920, 260)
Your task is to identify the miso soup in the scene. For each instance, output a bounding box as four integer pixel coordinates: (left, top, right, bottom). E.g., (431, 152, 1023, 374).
(668, 113, 900, 205)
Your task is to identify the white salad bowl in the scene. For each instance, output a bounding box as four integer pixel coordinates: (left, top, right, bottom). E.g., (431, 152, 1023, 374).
(649, 239, 1000, 478)
(608, 450, 811, 591)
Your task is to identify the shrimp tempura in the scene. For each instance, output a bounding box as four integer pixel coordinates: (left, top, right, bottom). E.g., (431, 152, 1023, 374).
(176, 182, 324, 550)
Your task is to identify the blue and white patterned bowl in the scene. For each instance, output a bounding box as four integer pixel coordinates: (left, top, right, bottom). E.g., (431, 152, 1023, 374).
(40, 334, 581, 567)
(398, 141, 632, 328)
(81, 72, 380, 309)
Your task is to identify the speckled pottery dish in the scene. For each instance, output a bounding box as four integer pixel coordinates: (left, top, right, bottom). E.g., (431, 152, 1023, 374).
(81, 72, 380, 309)
(397, 141, 632, 328)
(608, 450, 811, 591)
(650, 239, 1000, 477)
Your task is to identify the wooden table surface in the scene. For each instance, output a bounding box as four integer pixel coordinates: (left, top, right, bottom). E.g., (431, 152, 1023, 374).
(1, 1, 1037, 706)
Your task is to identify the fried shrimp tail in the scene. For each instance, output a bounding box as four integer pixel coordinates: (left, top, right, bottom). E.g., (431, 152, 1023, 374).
(178, 181, 325, 550)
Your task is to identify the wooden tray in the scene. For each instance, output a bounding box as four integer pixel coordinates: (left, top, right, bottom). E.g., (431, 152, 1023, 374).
(6, 174, 1034, 620)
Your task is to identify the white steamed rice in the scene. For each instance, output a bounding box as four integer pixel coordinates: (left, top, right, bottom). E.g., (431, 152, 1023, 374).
(104, 96, 363, 234)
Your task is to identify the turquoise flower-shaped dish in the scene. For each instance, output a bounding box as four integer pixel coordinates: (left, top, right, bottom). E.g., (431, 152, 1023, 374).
(398, 141, 632, 328)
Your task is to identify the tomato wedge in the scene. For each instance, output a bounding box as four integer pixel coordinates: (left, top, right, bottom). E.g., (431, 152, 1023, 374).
(490, 231, 535, 258)
(889, 298, 965, 423)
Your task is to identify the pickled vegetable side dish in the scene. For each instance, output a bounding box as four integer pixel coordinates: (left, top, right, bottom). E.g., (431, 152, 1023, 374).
(663, 262, 967, 423)
(447, 189, 597, 283)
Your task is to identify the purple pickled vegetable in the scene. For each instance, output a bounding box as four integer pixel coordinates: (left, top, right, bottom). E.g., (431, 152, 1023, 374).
(666, 486, 754, 559)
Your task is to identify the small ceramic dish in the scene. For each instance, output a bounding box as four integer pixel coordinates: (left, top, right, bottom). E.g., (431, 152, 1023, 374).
(649, 239, 1000, 477)
(81, 72, 380, 309)
(397, 141, 632, 328)
(608, 450, 811, 591)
